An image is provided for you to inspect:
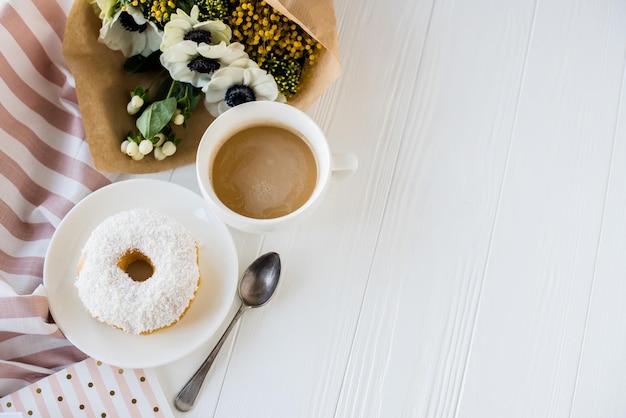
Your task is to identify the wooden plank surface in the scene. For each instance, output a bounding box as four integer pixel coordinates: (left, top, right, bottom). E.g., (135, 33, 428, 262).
(457, 1, 626, 416)
(151, 0, 626, 416)
(336, 0, 535, 416)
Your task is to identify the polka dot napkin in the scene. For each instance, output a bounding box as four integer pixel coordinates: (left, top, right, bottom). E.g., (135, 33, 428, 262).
(0, 358, 173, 417)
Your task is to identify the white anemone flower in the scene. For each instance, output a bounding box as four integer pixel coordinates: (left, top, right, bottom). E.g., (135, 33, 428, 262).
(160, 5, 231, 51)
(202, 64, 285, 117)
(99, 6, 162, 57)
(160, 41, 249, 88)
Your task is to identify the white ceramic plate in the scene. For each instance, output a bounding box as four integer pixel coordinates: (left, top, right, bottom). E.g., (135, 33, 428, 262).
(44, 179, 238, 368)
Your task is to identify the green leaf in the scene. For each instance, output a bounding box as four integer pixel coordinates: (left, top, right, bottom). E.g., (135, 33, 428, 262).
(136, 97, 177, 139)
(124, 51, 162, 74)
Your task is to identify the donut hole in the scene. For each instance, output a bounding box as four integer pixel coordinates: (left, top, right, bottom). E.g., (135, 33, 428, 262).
(118, 249, 154, 282)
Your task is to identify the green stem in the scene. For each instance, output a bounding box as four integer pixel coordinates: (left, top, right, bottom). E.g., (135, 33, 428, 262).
(166, 79, 177, 99)
(181, 85, 189, 105)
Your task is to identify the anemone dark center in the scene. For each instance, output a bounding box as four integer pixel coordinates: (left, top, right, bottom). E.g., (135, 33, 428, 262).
(119, 11, 147, 33)
(184, 29, 212, 44)
(187, 56, 220, 73)
(224, 85, 256, 107)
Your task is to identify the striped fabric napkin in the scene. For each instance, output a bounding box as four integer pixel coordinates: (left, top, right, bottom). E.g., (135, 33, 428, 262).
(0, 0, 117, 396)
(0, 357, 174, 417)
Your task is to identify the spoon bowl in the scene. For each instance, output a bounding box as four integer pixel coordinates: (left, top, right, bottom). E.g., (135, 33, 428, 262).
(239, 252, 281, 307)
(174, 252, 281, 412)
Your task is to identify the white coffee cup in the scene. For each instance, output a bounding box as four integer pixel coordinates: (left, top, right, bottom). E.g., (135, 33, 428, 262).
(196, 101, 358, 233)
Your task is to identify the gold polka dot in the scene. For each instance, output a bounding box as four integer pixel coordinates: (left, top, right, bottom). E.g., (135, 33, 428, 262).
(109, 390, 115, 396)
(6, 402, 11, 408)
(66, 374, 72, 379)
(140, 376, 146, 382)
(118, 368, 124, 374)
(153, 406, 159, 412)
(28, 411, 33, 416)
(131, 398, 137, 404)
(36, 388, 42, 394)
(58, 396, 63, 402)
(97, 361, 102, 366)
(88, 382, 94, 388)
(101, 413, 106, 418)
(79, 404, 85, 410)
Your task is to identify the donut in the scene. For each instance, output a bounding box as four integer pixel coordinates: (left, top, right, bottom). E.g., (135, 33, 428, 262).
(76, 208, 200, 335)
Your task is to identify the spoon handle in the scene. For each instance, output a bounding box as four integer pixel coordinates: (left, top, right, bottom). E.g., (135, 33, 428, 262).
(174, 302, 249, 412)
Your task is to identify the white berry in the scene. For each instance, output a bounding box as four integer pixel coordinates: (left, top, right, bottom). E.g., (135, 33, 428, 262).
(125, 141, 139, 157)
(154, 146, 167, 161)
(162, 141, 177, 156)
(154, 133, 166, 147)
(139, 139, 154, 155)
(131, 95, 144, 108)
(131, 151, 145, 161)
(172, 112, 185, 126)
(120, 140, 130, 154)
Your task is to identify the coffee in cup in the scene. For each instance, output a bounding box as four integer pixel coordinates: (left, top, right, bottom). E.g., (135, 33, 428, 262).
(196, 101, 357, 233)
(211, 123, 317, 219)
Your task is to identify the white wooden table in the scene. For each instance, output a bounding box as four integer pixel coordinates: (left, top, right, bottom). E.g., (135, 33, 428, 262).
(120, 0, 626, 416)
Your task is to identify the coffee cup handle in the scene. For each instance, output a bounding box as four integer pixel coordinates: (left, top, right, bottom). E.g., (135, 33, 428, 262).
(331, 153, 358, 181)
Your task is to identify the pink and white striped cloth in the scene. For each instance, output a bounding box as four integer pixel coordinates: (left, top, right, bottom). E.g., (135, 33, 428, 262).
(0, 0, 116, 396)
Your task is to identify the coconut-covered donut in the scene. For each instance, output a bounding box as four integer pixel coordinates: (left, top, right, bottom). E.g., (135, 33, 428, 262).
(76, 208, 200, 335)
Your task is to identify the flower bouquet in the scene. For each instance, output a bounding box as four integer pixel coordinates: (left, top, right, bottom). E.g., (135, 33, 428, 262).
(63, 0, 340, 173)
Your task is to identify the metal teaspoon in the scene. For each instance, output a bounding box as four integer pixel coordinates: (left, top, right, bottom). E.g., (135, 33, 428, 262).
(174, 252, 282, 412)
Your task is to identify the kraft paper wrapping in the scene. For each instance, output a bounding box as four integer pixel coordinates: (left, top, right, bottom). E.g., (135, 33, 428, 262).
(63, 0, 340, 174)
